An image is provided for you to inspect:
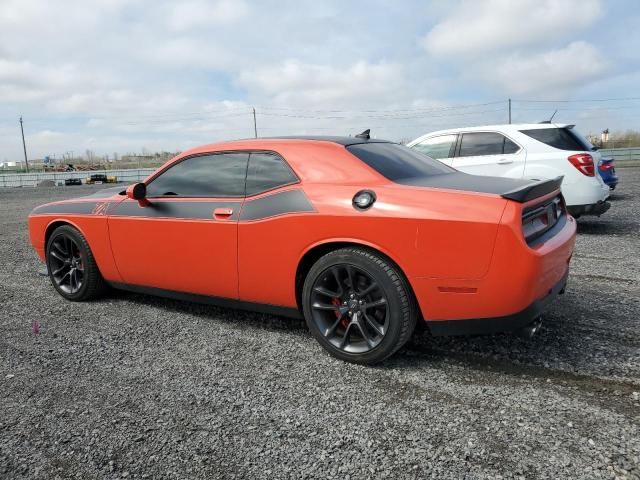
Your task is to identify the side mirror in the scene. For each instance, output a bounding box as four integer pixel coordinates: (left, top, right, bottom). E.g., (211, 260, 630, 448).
(126, 182, 146, 200)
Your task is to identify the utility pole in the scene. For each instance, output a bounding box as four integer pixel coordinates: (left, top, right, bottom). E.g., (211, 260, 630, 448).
(508, 98, 512, 124)
(252, 107, 258, 138)
(19, 116, 29, 172)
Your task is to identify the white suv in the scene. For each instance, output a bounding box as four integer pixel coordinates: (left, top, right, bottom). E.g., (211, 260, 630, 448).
(408, 123, 611, 217)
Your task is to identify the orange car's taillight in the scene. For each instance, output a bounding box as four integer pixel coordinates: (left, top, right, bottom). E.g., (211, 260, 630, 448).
(522, 195, 565, 245)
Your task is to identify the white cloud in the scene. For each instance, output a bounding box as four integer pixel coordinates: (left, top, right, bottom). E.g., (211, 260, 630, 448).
(165, 0, 248, 32)
(239, 60, 406, 105)
(137, 36, 233, 70)
(47, 90, 191, 116)
(0, 59, 114, 103)
(423, 0, 602, 55)
(482, 41, 608, 95)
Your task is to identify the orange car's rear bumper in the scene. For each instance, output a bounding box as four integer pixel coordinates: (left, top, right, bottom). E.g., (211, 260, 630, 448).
(426, 268, 568, 336)
(412, 211, 576, 333)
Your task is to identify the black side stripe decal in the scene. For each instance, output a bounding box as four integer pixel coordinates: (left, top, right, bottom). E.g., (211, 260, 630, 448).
(110, 200, 240, 220)
(240, 189, 315, 221)
(31, 189, 316, 221)
(32, 202, 99, 215)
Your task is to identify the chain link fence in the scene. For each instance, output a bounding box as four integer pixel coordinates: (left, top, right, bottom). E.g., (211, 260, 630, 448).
(0, 169, 155, 188)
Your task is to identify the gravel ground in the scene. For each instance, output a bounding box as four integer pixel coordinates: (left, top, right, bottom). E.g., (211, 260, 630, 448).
(1, 171, 639, 479)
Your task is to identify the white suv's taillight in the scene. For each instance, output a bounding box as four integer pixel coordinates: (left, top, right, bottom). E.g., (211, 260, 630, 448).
(568, 153, 595, 176)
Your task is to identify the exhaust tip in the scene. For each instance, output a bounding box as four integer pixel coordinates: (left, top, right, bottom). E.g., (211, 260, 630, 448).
(518, 317, 542, 339)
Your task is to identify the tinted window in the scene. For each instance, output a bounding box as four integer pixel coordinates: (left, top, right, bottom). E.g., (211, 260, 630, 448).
(347, 143, 454, 182)
(458, 132, 506, 157)
(520, 128, 593, 151)
(412, 134, 457, 159)
(146, 153, 249, 197)
(503, 137, 519, 154)
(246, 152, 298, 195)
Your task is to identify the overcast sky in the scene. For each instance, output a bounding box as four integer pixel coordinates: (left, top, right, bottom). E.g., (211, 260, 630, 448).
(1, 0, 639, 161)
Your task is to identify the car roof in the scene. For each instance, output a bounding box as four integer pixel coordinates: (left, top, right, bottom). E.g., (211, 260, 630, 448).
(263, 136, 394, 146)
(170, 136, 398, 167)
(178, 136, 395, 156)
(412, 123, 572, 139)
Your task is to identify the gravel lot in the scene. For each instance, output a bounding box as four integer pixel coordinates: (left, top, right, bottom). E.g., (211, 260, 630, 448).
(1, 170, 639, 479)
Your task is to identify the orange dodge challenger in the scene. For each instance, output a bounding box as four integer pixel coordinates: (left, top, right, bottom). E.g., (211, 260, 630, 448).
(28, 133, 576, 364)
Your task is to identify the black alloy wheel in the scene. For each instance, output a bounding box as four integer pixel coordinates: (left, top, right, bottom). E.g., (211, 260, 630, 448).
(309, 264, 388, 354)
(303, 247, 417, 364)
(46, 225, 106, 301)
(48, 233, 84, 294)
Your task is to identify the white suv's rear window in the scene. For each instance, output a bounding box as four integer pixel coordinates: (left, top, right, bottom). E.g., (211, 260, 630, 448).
(520, 127, 594, 152)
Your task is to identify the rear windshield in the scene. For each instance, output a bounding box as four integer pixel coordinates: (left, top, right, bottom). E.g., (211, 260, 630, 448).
(520, 127, 594, 151)
(347, 143, 454, 182)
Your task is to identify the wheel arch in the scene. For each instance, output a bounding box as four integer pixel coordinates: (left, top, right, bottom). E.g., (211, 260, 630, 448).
(294, 239, 422, 320)
(44, 218, 84, 248)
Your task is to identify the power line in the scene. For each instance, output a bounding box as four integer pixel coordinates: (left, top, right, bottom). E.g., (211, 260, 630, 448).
(256, 107, 506, 121)
(17, 100, 504, 125)
(5, 96, 640, 158)
(254, 100, 507, 114)
(514, 96, 640, 103)
(7, 97, 640, 126)
(511, 104, 640, 111)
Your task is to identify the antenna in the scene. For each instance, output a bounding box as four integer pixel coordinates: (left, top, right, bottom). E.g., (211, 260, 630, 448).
(355, 129, 370, 139)
(538, 110, 558, 124)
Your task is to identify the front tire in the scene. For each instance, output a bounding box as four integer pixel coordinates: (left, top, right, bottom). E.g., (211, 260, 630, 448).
(302, 247, 417, 364)
(46, 225, 106, 301)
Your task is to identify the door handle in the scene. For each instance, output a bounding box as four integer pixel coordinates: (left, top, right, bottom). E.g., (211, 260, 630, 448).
(213, 207, 233, 219)
(497, 158, 513, 165)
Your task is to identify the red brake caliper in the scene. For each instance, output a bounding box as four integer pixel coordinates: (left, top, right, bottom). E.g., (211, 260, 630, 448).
(332, 297, 349, 328)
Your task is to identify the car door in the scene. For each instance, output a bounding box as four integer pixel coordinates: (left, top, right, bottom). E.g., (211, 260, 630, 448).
(237, 151, 308, 307)
(410, 134, 458, 166)
(451, 131, 525, 178)
(107, 152, 249, 298)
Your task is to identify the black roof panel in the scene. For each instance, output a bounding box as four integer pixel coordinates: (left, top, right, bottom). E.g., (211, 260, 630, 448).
(263, 136, 395, 146)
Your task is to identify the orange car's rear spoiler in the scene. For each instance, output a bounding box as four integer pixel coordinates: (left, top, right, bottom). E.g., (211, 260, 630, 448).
(501, 176, 564, 203)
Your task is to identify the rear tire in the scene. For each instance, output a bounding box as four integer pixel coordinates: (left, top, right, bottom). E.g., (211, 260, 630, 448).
(302, 247, 417, 364)
(46, 225, 107, 301)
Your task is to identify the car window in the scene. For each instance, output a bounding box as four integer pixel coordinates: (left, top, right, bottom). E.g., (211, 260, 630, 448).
(503, 137, 520, 154)
(519, 127, 594, 151)
(245, 152, 298, 195)
(347, 142, 454, 182)
(458, 132, 509, 157)
(411, 134, 457, 159)
(146, 152, 249, 197)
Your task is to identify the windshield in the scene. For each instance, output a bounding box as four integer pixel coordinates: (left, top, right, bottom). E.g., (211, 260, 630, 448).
(347, 143, 454, 183)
